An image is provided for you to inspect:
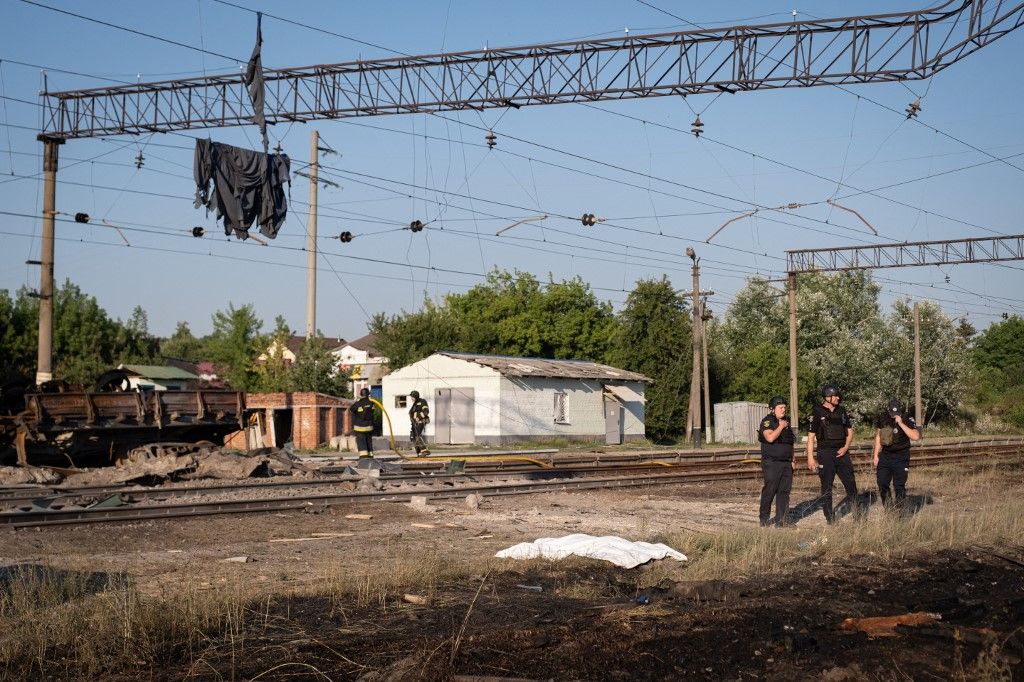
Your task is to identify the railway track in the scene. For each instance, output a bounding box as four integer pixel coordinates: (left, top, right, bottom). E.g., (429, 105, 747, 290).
(1, 440, 1021, 528)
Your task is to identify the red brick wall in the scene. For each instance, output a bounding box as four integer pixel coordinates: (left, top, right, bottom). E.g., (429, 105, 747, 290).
(225, 392, 353, 450)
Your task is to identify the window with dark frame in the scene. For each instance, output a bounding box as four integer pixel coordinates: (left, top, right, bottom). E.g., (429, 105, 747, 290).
(553, 392, 569, 424)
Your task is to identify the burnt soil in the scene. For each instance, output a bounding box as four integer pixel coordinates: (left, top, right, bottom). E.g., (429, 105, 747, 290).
(83, 547, 1024, 681)
(4, 472, 1024, 680)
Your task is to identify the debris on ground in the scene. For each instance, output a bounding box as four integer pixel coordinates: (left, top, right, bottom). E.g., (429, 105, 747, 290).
(48, 446, 317, 487)
(0, 464, 63, 486)
(495, 533, 687, 568)
(840, 611, 942, 638)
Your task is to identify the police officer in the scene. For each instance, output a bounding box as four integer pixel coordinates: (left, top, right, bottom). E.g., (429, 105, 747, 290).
(806, 384, 857, 523)
(408, 390, 431, 455)
(872, 398, 920, 509)
(348, 388, 375, 459)
(758, 395, 796, 527)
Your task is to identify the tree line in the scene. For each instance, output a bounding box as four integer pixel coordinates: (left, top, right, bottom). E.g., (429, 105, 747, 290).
(2, 272, 1020, 439)
(0, 281, 347, 396)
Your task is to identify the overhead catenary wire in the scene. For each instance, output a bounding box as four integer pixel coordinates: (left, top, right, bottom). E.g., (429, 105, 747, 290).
(4, 5, 1019, 329)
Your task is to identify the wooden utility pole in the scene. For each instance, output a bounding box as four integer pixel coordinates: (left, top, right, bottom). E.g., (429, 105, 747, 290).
(306, 130, 319, 338)
(914, 302, 923, 423)
(686, 248, 701, 446)
(787, 272, 799, 424)
(35, 136, 63, 385)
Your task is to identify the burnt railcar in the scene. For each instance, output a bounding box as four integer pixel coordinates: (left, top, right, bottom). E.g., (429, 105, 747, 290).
(0, 388, 245, 466)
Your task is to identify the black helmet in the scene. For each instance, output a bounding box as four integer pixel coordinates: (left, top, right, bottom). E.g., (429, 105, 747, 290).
(359, 388, 370, 398)
(768, 395, 786, 409)
(886, 398, 904, 416)
(821, 384, 840, 398)
(409, 390, 420, 399)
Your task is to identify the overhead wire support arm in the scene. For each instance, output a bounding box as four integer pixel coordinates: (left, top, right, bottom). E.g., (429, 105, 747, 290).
(785, 234, 1024, 272)
(39, 0, 1024, 139)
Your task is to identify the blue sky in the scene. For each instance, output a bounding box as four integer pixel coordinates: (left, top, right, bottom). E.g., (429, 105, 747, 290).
(2, 1, 1022, 341)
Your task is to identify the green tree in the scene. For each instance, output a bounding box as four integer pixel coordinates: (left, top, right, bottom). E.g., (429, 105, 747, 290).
(160, 321, 205, 362)
(883, 300, 970, 423)
(371, 269, 616, 368)
(0, 288, 38, 384)
(608, 277, 690, 442)
(973, 315, 1024, 376)
(255, 317, 294, 393)
(971, 315, 1024, 427)
(114, 305, 158, 363)
(206, 303, 265, 390)
(292, 334, 349, 395)
(369, 301, 459, 370)
(719, 272, 892, 423)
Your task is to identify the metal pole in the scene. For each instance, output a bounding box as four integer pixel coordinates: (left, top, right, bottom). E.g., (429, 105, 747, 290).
(35, 135, 63, 386)
(687, 251, 701, 447)
(914, 302, 923, 424)
(701, 298, 712, 444)
(306, 129, 318, 338)
(787, 272, 799, 425)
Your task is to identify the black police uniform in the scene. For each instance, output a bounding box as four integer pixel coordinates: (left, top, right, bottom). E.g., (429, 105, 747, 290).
(875, 412, 918, 506)
(758, 413, 795, 526)
(348, 396, 375, 457)
(810, 403, 857, 523)
(409, 396, 430, 455)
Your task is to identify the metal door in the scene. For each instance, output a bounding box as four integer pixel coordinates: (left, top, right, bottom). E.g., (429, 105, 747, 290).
(435, 388, 475, 445)
(434, 388, 451, 444)
(450, 388, 475, 444)
(604, 397, 622, 445)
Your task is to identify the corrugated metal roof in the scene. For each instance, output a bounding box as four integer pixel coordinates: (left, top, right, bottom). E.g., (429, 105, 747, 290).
(438, 352, 652, 383)
(119, 364, 199, 381)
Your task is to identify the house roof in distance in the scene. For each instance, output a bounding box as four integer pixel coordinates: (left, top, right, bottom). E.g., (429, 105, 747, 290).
(438, 351, 652, 383)
(285, 335, 347, 355)
(119, 364, 199, 381)
(346, 332, 382, 356)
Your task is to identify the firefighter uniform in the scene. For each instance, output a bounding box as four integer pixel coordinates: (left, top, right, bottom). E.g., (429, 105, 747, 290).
(809, 395, 857, 523)
(874, 400, 919, 508)
(408, 391, 430, 455)
(758, 408, 795, 527)
(349, 390, 375, 458)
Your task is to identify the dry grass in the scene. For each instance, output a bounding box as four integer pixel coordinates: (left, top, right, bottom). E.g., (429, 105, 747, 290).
(0, 461, 1019, 679)
(315, 540, 501, 611)
(641, 462, 1024, 584)
(0, 569, 262, 680)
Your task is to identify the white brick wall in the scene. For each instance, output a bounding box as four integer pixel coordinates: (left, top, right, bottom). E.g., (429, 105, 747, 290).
(382, 355, 501, 439)
(382, 354, 646, 442)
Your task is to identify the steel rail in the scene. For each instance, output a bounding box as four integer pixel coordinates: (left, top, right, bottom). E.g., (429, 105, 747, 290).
(2, 439, 1018, 506)
(2, 446, 1019, 528)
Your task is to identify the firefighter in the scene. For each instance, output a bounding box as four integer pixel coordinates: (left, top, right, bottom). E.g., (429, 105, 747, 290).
(349, 388, 375, 459)
(408, 390, 431, 455)
(758, 395, 796, 527)
(806, 384, 857, 523)
(872, 398, 921, 509)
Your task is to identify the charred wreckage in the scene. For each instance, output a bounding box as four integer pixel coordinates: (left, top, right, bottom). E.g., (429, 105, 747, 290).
(0, 371, 245, 467)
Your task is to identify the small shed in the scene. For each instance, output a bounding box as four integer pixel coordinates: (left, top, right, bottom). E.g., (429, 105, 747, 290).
(225, 392, 353, 450)
(713, 401, 769, 444)
(382, 352, 651, 446)
(118, 364, 199, 391)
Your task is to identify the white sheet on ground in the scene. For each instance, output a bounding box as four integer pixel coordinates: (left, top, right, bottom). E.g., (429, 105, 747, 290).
(495, 533, 687, 569)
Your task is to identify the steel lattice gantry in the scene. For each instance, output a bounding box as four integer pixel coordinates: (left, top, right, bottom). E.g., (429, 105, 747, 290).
(39, 0, 1024, 139)
(787, 234, 1024, 272)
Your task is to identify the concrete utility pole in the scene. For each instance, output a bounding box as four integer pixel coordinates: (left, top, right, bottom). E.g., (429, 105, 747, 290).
(686, 247, 701, 446)
(306, 129, 319, 338)
(914, 302, 923, 424)
(701, 296, 712, 444)
(35, 135, 63, 385)
(787, 271, 799, 426)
